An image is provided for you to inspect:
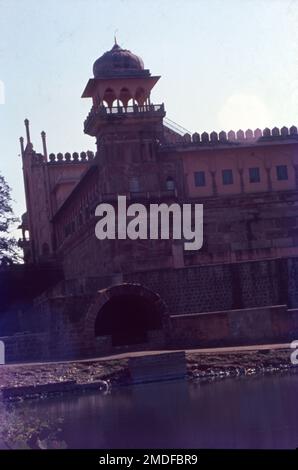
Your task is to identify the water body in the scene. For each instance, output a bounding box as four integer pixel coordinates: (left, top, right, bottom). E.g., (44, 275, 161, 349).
(2, 373, 298, 449)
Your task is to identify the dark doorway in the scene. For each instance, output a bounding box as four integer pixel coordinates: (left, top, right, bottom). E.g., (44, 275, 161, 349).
(95, 294, 163, 346)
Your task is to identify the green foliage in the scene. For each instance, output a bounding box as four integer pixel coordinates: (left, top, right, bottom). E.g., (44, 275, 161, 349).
(0, 173, 20, 265)
(0, 396, 67, 449)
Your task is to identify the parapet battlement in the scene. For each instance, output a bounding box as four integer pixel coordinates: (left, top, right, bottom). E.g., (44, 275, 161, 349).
(174, 125, 298, 147)
(48, 151, 95, 163)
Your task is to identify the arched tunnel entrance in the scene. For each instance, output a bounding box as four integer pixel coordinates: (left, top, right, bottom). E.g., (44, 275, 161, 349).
(94, 285, 165, 347)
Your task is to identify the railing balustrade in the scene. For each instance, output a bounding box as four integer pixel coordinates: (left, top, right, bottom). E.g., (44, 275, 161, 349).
(85, 103, 165, 127)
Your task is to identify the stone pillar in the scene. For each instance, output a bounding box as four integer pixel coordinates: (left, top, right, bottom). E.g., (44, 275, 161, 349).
(238, 168, 244, 193)
(184, 173, 189, 197)
(19, 136, 25, 156)
(41, 131, 48, 160)
(210, 171, 218, 196)
(265, 167, 272, 191)
(24, 118, 31, 145)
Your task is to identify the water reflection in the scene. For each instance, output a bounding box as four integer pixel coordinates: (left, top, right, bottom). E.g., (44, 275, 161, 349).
(1, 373, 298, 449)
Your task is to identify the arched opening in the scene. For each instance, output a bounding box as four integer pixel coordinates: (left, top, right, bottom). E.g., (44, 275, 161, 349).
(135, 87, 147, 106)
(95, 293, 163, 346)
(103, 87, 117, 108)
(119, 87, 131, 108)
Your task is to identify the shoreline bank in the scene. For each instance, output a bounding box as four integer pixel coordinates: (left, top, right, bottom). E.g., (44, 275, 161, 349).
(0, 345, 297, 401)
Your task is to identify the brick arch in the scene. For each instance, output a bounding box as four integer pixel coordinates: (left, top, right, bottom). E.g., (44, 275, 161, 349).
(84, 283, 167, 346)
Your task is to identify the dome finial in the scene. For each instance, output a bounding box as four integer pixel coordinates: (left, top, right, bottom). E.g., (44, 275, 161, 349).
(93, 40, 145, 78)
(114, 29, 118, 46)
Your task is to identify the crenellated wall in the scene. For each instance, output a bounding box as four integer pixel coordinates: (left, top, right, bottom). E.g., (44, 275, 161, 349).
(47, 152, 95, 213)
(171, 125, 298, 146)
(48, 150, 95, 163)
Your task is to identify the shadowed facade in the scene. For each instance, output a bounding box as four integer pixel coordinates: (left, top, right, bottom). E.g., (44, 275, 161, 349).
(2, 41, 297, 361)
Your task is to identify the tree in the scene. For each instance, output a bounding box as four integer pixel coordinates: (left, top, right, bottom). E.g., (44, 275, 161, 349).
(0, 173, 20, 265)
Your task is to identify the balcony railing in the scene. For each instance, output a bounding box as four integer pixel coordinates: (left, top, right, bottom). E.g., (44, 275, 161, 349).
(84, 103, 165, 132)
(103, 104, 164, 115)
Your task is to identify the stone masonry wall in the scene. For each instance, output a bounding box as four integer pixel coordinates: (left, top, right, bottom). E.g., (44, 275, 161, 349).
(124, 257, 293, 314)
(2, 305, 298, 363)
(1, 256, 298, 363)
(57, 186, 298, 280)
(168, 305, 298, 348)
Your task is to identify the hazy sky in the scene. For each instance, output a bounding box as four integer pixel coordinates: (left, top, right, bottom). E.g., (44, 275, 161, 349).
(0, 0, 298, 219)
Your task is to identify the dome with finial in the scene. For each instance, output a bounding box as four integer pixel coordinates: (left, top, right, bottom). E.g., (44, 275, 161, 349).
(93, 41, 147, 78)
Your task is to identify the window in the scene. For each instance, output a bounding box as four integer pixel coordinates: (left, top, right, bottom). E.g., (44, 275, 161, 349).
(276, 165, 288, 181)
(166, 177, 175, 191)
(222, 169, 233, 185)
(129, 177, 140, 193)
(194, 171, 206, 187)
(249, 167, 260, 183)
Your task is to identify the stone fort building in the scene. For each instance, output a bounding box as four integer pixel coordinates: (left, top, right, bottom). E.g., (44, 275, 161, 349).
(2, 42, 298, 361)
